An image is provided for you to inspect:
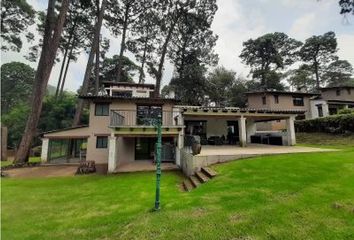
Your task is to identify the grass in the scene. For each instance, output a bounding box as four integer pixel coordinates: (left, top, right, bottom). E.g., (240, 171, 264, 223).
(1, 157, 41, 167)
(1, 135, 354, 239)
(297, 132, 354, 149)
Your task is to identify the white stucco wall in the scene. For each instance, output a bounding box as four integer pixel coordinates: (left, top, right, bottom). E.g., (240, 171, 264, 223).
(309, 99, 329, 119)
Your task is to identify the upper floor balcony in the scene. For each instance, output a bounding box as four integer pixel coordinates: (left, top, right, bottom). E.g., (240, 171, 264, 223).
(110, 109, 183, 127)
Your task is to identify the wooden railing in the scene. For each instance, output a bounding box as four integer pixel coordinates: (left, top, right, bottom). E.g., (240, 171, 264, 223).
(110, 110, 125, 126)
(110, 110, 181, 127)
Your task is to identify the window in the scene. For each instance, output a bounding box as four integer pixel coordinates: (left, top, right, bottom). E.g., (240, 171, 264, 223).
(112, 91, 132, 97)
(293, 96, 304, 106)
(95, 103, 109, 116)
(317, 105, 323, 117)
(262, 96, 266, 105)
(137, 105, 162, 125)
(336, 89, 341, 96)
(96, 136, 108, 148)
(347, 89, 351, 95)
(274, 95, 279, 104)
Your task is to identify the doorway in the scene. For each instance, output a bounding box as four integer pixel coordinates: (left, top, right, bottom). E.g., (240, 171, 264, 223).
(227, 121, 239, 145)
(134, 137, 175, 161)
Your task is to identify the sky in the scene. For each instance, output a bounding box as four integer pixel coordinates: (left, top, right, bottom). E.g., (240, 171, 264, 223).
(2, 0, 354, 92)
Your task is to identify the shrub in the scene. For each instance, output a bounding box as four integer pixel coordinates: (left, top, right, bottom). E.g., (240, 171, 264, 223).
(337, 108, 354, 115)
(295, 113, 354, 134)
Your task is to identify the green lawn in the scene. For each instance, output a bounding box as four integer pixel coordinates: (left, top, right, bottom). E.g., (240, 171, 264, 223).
(2, 141, 354, 239)
(297, 132, 354, 149)
(1, 157, 41, 167)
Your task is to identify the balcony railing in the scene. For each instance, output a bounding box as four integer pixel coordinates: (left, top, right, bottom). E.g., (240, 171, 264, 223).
(110, 110, 182, 127)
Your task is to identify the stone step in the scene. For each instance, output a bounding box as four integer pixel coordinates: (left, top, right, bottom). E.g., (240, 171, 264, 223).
(195, 171, 210, 183)
(201, 167, 217, 178)
(183, 179, 194, 192)
(189, 175, 201, 188)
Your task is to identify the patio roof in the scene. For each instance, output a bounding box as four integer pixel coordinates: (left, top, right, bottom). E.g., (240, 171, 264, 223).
(177, 106, 304, 121)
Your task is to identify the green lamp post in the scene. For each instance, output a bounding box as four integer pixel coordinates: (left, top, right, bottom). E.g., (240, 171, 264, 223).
(154, 119, 162, 211)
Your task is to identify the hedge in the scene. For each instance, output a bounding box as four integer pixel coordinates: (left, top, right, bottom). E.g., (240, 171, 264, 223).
(295, 113, 354, 134)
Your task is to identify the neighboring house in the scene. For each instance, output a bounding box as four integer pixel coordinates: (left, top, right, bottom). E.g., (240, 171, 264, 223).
(246, 90, 319, 130)
(41, 82, 301, 173)
(310, 86, 354, 118)
(246, 86, 354, 130)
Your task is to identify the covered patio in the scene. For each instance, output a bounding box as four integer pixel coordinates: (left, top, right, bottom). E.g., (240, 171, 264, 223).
(180, 106, 303, 147)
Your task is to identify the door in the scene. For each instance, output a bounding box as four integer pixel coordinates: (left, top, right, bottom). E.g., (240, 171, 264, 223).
(135, 137, 175, 161)
(227, 121, 239, 144)
(135, 138, 155, 160)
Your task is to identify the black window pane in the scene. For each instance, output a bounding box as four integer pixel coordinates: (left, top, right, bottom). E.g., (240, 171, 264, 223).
(293, 97, 304, 106)
(95, 104, 109, 116)
(112, 91, 132, 97)
(96, 136, 108, 148)
(274, 95, 279, 104)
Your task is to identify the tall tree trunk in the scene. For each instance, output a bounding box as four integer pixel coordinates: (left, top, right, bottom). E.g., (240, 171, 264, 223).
(59, 37, 76, 97)
(95, 37, 100, 94)
(138, 36, 149, 84)
(72, 0, 106, 127)
(153, 20, 178, 98)
(55, 15, 77, 99)
(314, 59, 320, 90)
(116, 6, 130, 82)
(14, 0, 70, 164)
(55, 48, 68, 98)
(95, 0, 100, 94)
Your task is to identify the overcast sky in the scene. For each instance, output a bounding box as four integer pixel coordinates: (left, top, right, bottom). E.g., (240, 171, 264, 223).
(2, 0, 354, 92)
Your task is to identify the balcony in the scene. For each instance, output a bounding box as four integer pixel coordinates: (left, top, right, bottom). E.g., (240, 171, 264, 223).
(110, 109, 182, 127)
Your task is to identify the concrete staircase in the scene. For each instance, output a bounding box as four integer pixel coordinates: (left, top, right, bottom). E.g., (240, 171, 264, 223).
(183, 167, 217, 191)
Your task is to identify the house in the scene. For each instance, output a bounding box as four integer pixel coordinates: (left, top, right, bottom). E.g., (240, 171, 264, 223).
(41, 81, 301, 174)
(246, 90, 319, 130)
(246, 86, 354, 130)
(310, 86, 354, 118)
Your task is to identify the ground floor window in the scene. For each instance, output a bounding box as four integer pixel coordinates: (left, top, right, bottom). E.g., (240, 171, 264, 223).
(96, 136, 108, 148)
(48, 138, 87, 162)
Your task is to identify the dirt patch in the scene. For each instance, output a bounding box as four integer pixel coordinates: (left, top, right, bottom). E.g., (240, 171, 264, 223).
(3, 165, 78, 178)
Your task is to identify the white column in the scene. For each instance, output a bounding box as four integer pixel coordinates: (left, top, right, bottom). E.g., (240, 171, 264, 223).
(108, 134, 117, 173)
(286, 116, 296, 146)
(41, 138, 49, 163)
(238, 116, 247, 147)
(246, 120, 257, 143)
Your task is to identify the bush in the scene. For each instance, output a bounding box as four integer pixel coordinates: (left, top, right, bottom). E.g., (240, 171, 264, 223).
(295, 113, 354, 134)
(337, 108, 354, 115)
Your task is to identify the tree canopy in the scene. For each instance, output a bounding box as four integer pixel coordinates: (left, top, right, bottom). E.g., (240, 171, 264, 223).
(240, 32, 302, 90)
(322, 60, 353, 87)
(1, 0, 36, 52)
(299, 31, 338, 89)
(1, 62, 35, 115)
